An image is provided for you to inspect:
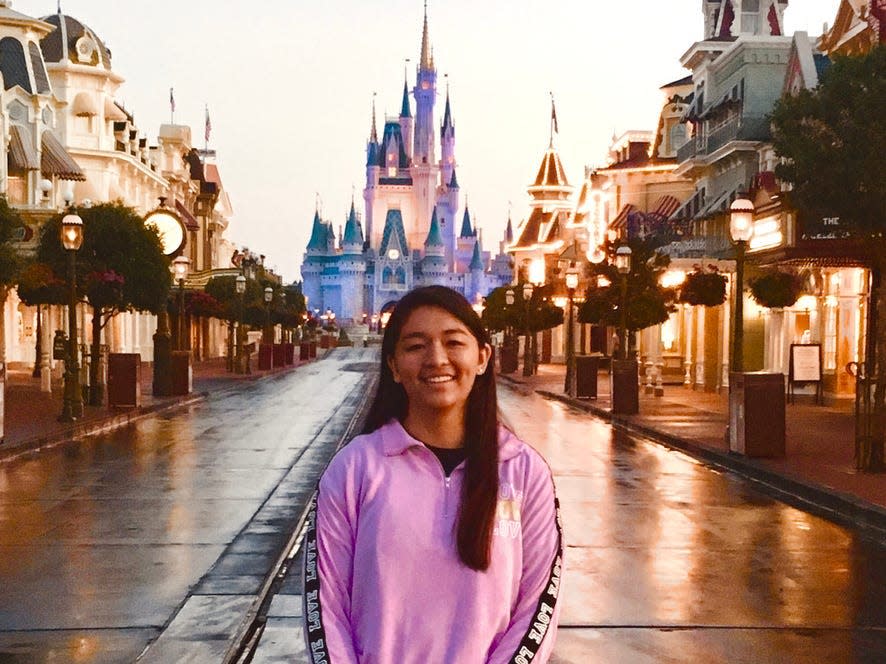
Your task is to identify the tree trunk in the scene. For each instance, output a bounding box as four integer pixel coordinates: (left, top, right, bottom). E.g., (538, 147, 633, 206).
(89, 305, 104, 407)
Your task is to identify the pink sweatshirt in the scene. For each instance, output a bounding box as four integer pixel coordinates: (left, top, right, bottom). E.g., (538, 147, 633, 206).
(303, 419, 563, 664)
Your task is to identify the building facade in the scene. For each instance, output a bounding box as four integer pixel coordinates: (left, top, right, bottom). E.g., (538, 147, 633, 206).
(301, 9, 512, 322)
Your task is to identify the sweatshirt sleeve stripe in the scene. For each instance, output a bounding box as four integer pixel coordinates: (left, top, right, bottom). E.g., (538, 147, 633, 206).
(302, 493, 332, 663)
(507, 495, 564, 664)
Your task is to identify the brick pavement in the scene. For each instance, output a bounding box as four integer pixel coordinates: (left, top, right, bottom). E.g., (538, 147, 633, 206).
(501, 362, 886, 537)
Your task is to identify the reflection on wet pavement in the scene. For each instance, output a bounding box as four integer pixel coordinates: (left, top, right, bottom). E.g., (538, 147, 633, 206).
(498, 387, 886, 663)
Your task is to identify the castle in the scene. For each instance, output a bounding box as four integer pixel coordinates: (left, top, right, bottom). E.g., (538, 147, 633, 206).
(300, 6, 512, 322)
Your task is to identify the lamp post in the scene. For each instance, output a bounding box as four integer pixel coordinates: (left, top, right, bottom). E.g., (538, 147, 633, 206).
(264, 286, 273, 344)
(615, 245, 632, 359)
(59, 211, 84, 422)
(522, 282, 534, 377)
(564, 267, 579, 397)
(729, 197, 754, 373)
(611, 244, 639, 415)
(172, 256, 190, 350)
(235, 274, 246, 373)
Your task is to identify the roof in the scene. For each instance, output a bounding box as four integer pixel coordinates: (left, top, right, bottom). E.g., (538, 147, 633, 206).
(533, 148, 569, 187)
(0, 4, 53, 35)
(379, 121, 409, 168)
(512, 207, 561, 249)
(505, 217, 513, 244)
(459, 205, 474, 238)
(343, 202, 364, 247)
(449, 167, 458, 188)
(441, 92, 453, 133)
(660, 74, 693, 89)
(400, 81, 411, 118)
(306, 211, 328, 251)
(424, 207, 444, 247)
(379, 209, 408, 258)
(469, 240, 484, 271)
(40, 13, 112, 70)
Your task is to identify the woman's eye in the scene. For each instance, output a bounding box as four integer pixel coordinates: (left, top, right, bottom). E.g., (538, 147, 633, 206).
(447, 340, 464, 347)
(405, 344, 424, 352)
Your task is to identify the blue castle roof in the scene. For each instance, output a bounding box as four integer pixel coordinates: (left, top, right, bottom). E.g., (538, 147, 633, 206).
(425, 207, 444, 247)
(400, 80, 412, 118)
(307, 210, 328, 251)
(380, 209, 408, 257)
(343, 201, 364, 248)
(469, 240, 484, 271)
(459, 205, 474, 238)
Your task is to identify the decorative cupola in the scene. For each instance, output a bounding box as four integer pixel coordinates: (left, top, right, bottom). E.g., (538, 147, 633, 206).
(459, 204, 475, 238)
(342, 200, 364, 254)
(424, 207, 445, 257)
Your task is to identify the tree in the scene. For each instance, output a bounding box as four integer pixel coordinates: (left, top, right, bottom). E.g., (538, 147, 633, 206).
(36, 203, 170, 405)
(0, 197, 24, 370)
(770, 46, 886, 471)
(577, 238, 677, 354)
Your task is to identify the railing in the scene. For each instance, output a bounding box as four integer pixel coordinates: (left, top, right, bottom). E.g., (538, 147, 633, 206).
(848, 361, 885, 472)
(676, 116, 772, 164)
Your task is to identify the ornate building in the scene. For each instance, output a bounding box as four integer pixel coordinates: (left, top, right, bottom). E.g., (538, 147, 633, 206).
(301, 8, 511, 322)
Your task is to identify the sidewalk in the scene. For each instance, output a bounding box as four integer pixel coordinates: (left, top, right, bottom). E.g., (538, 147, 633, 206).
(501, 363, 886, 538)
(0, 352, 313, 463)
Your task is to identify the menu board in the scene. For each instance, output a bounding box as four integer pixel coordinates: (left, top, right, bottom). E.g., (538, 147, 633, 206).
(790, 344, 821, 383)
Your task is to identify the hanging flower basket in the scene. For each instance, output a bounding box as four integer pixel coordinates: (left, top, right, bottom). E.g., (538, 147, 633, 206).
(678, 266, 727, 307)
(749, 270, 803, 309)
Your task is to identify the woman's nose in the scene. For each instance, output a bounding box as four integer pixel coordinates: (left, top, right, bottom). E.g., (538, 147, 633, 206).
(424, 340, 448, 365)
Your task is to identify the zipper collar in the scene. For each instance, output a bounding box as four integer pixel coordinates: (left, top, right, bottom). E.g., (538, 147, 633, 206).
(379, 419, 523, 461)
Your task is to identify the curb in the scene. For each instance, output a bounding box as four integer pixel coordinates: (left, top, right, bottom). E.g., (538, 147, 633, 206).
(533, 387, 886, 542)
(0, 393, 206, 464)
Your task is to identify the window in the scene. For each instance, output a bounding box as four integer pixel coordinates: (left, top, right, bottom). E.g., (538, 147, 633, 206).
(824, 300, 837, 371)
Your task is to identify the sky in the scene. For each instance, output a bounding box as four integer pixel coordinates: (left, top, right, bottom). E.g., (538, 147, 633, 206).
(14, 1, 839, 282)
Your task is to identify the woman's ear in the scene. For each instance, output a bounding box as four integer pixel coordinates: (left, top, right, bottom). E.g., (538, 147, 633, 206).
(387, 355, 401, 383)
(477, 343, 492, 375)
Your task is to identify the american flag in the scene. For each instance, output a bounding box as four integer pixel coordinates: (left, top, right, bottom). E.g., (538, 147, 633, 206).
(204, 106, 212, 142)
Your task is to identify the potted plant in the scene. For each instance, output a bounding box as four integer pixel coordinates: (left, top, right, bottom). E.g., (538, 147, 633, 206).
(678, 265, 727, 307)
(749, 270, 803, 309)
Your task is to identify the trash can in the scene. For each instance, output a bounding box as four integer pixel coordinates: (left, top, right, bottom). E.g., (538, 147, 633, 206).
(107, 353, 141, 407)
(273, 343, 285, 367)
(258, 343, 274, 370)
(284, 342, 295, 365)
(299, 343, 309, 361)
(729, 372, 785, 457)
(575, 355, 600, 399)
(500, 344, 518, 374)
(170, 351, 192, 396)
(611, 359, 639, 414)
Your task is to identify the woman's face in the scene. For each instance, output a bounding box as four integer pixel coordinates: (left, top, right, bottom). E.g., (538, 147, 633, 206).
(387, 305, 491, 420)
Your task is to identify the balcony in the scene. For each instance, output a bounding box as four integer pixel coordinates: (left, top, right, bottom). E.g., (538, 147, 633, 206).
(677, 116, 771, 165)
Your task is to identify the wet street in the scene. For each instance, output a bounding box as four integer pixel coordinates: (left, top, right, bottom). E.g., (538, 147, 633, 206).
(0, 351, 375, 663)
(1, 348, 885, 663)
(499, 385, 886, 663)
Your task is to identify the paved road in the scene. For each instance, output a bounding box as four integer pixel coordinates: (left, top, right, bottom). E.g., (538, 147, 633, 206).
(503, 385, 886, 664)
(0, 350, 376, 663)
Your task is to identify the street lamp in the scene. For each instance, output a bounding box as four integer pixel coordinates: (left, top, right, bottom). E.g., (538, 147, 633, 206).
(522, 281, 534, 377)
(615, 245, 632, 360)
(564, 267, 579, 397)
(729, 197, 754, 373)
(60, 211, 84, 422)
(235, 274, 246, 373)
(172, 256, 190, 350)
(264, 286, 273, 343)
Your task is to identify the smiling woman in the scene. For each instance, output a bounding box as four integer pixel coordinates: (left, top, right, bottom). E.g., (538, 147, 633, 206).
(302, 285, 563, 663)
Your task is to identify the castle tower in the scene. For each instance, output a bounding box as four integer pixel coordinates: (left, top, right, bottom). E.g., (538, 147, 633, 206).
(365, 97, 380, 242)
(413, 2, 437, 164)
(440, 87, 455, 187)
(400, 79, 413, 163)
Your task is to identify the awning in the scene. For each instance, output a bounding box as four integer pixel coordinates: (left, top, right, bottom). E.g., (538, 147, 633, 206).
(175, 199, 200, 231)
(41, 131, 86, 181)
(669, 189, 703, 221)
(71, 92, 98, 117)
(610, 203, 638, 231)
(649, 195, 681, 220)
(105, 98, 128, 122)
(8, 124, 39, 171)
(698, 188, 738, 218)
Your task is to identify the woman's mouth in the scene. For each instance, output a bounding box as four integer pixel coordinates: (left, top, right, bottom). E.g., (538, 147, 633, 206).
(423, 375, 455, 384)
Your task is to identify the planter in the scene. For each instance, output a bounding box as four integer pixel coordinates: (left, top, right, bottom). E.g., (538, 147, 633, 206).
(749, 270, 803, 309)
(678, 268, 727, 307)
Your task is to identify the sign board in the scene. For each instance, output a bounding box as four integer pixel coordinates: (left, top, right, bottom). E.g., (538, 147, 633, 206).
(788, 343, 822, 404)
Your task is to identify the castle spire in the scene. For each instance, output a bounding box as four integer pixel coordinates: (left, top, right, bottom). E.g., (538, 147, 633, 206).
(420, 1, 434, 71)
(369, 93, 378, 142)
(400, 79, 412, 118)
(442, 83, 453, 131)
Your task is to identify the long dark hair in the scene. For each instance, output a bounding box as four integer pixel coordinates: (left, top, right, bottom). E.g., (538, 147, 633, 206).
(363, 286, 499, 571)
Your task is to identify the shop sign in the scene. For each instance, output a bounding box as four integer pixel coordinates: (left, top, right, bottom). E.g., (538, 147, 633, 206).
(799, 214, 852, 240)
(748, 215, 784, 251)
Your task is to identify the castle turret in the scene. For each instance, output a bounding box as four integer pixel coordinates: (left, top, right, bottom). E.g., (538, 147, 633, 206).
(400, 78, 413, 163)
(413, 3, 436, 164)
(440, 88, 455, 186)
(424, 207, 445, 257)
(342, 200, 364, 254)
(459, 204, 475, 238)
